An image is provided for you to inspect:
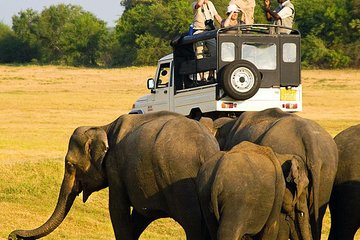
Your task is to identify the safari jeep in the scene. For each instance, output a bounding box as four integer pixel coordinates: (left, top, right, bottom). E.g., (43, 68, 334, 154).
(130, 24, 302, 119)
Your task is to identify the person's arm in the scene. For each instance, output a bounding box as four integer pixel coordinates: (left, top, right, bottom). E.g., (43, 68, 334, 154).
(264, 7, 281, 20)
(208, 1, 222, 24)
(214, 13, 223, 25)
(263, 0, 280, 21)
(222, 12, 234, 27)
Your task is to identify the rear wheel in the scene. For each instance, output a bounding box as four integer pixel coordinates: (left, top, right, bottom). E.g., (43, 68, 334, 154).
(220, 60, 261, 100)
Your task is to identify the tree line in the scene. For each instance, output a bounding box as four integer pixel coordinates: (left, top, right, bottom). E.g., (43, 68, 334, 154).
(0, 0, 359, 68)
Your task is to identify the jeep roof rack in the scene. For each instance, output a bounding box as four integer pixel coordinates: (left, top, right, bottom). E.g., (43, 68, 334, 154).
(171, 24, 300, 47)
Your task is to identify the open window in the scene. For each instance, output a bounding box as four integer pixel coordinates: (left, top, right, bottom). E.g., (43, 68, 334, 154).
(156, 62, 171, 88)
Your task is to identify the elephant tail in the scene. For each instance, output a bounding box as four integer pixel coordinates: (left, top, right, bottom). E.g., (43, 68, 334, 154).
(209, 154, 226, 222)
(305, 136, 325, 240)
(308, 156, 320, 240)
(210, 170, 222, 222)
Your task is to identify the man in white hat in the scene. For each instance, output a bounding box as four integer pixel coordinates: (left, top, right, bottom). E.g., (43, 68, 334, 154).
(229, 0, 256, 24)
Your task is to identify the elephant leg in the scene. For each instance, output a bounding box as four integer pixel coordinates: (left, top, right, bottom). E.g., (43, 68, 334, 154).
(216, 205, 250, 240)
(170, 183, 204, 239)
(328, 218, 358, 240)
(217, 218, 245, 240)
(328, 183, 360, 240)
(131, 209, 163, 239)
(109, 188, 134, 240)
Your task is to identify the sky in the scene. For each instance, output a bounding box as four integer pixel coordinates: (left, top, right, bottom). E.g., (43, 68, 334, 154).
(0, 0, 124, 28)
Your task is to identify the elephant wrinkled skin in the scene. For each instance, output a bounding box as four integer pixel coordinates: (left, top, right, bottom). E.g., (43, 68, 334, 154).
(329, 124, 360, 240)
(197, 141, 312, 240)
(9, 111, 220, 240)
(206, 108, 338, 240)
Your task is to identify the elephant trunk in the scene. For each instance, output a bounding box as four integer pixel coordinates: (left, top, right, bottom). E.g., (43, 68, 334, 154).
(295, 193, 313, 240)
(9, 174, 78, 240)
(296, 209, 313, 240)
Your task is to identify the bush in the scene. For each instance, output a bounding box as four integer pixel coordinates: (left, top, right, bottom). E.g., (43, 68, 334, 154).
(302, 35, 351, 68)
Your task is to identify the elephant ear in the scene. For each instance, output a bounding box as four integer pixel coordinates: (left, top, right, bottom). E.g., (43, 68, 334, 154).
(287, 156, 309, 205)
(85, 127, 109, 170)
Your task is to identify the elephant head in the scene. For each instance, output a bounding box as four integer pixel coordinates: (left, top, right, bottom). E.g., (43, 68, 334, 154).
(9, 126, 109, 240)
(280, 155, 312, 240)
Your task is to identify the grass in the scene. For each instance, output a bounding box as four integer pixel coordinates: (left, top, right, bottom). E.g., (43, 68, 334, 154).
(0, 65, 359, 239)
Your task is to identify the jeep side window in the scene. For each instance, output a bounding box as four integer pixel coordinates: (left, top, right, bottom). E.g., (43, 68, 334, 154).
(242, 43, 277, 70)
(221, 42, 236, 62)
(157, 62, 171, 88)
(283, 43, 296, 63)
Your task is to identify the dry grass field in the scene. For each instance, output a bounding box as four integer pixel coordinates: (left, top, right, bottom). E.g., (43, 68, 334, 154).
(0, 65, 359, 240)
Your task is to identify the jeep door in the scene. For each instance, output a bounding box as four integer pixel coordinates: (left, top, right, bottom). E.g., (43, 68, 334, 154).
(149, 61, 172, 112)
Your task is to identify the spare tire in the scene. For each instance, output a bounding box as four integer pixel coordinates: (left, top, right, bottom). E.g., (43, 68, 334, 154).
(220, 60, 261, 100)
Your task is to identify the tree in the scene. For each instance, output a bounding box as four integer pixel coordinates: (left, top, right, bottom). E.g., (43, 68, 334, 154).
(36, 4, 84, 63)
(10, 4, 112, 66)
(59, 12, 110, 66)
(115, 0, 192, 66)
(0, 23, 17, 62)
(11, 9, 41, 62)
(295, 0, 359, 68)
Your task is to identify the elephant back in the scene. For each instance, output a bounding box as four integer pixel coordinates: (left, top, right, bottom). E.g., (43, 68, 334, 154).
(223, 108, 293, 150)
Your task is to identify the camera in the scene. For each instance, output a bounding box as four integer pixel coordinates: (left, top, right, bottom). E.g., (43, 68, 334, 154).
(205, 19, 215, 30)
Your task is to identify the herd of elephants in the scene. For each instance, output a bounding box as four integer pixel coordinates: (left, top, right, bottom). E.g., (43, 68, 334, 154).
(8, 108, 360, 240)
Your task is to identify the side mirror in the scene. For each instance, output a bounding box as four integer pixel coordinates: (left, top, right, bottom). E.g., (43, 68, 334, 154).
(147, 78, 155, 90)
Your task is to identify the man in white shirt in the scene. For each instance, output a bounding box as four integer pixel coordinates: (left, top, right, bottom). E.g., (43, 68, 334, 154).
(264, 0, 295, 34)
(193, 0, 222, 31)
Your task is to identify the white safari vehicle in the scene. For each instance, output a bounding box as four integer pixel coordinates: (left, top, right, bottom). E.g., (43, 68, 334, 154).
(131, 24, 302, 119)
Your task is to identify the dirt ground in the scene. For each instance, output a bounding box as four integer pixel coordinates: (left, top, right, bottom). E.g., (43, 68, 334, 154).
(0, 65, 359, 239)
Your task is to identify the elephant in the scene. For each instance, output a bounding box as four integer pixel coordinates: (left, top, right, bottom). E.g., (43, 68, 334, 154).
(329, 124, 360, 240)
(197, 141, 312, 240)
(9, 111, 220, 240)
(201, 108, 338, 240)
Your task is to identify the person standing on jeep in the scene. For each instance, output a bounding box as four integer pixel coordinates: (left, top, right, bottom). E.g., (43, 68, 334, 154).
(263, 0, 295, 34)
(192, 0, 222, 58)
(192, 0, 222, 81)
(222, 4, 242, 27)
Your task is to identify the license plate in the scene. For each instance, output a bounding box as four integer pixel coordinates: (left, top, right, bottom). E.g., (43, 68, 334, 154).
(280, 88, 297, 101)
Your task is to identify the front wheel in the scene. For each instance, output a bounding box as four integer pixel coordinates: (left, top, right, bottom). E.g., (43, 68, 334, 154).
(220, 60, 261, 100)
